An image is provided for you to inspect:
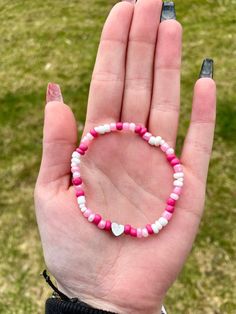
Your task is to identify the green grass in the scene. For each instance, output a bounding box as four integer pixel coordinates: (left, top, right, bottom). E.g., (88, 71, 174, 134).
(0, 0, 235, 313)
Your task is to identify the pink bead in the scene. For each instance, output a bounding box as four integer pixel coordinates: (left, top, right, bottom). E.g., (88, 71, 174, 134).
(124, 224, 131, 235)
(139, 127, 147, 136)
(146, 224, 154, 235)
(173, 187, 182, 195)
(173, 164, 182, 172)
(79, 143, 88, 151)
(162, 211, 173, 221)
(71, 167, 80, 173)
(166, 205, 175, 213)
(123, 122, 130, 130)
(93, 214, 102, 225)
(110, 123, 116, 131)
(161, 143, 169, 152)
(90, 128, 98, 137)
(135, 125, 142, 133)
(143, 132, 152, 141)
(72, 178, 82, 185)
(167, 198, 175, 206)
(98, 220, 106, 229)
(137, 228, 142, 238)
(76, 148, 85, 155)
(105, 220, 111, 231)
(130, 227, 137, 237)
(83, 209, 92, 218)
(76, 190, 84, 197)
(74, 185, 83, 191)
(116, 122, 123, 130)
(166, 154, 176, 162)
(170, 158, 180, 166)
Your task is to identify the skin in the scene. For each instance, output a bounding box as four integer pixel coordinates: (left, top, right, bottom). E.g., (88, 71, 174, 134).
(35, 1, 216, 313)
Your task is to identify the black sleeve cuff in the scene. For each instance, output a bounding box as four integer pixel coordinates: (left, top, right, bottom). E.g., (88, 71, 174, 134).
(45, 297, 117, 314)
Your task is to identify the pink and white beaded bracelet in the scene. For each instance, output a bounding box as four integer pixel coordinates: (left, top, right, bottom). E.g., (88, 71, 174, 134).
(71, 122, 184, 238)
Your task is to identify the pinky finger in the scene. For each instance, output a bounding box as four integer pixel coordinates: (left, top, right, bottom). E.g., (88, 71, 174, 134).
(181, 60, 216, 184)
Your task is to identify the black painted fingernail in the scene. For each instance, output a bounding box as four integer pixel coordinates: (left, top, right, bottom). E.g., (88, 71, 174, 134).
(161, 2, 176, 22)
(199, 58, 214, 79)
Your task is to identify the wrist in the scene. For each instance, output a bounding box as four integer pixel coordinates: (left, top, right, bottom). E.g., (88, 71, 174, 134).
(57, 286, 164, 314)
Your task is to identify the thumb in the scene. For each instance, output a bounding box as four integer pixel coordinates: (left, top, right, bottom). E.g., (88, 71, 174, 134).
(36, 83, 78, 190)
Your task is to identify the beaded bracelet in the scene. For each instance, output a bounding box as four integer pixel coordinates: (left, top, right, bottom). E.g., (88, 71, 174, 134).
(71, 122, 184, 238)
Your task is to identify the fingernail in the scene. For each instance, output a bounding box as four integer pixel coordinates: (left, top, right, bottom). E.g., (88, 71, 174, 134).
(199, 59, 214, 79)
(161, 2, 176, 22)
(46, 83, 63, 103)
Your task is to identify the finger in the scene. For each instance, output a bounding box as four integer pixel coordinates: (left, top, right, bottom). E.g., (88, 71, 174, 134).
(85, 2, 134, 131)
(149, 13, 182, 147)
(37, 83, 77, 189)
(121, 0, 163, 125)
(181, 70, 216, 183)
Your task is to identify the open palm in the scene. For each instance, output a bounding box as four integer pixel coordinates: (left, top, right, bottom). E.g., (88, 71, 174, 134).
(35, 1, 216, 313)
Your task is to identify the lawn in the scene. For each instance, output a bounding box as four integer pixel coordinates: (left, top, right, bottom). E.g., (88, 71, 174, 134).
(0, 0, 235, 313)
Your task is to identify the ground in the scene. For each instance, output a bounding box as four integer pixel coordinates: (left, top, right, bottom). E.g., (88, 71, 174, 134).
(0, 0, 235, 313)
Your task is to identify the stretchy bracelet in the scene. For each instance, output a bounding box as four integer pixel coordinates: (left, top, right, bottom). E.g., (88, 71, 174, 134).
(71, 122, 184, 238)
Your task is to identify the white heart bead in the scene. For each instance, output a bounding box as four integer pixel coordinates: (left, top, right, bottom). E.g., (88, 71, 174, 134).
(155, 136, 162, 146)
(111, 223, 124, 237)
(104, 124, 111, 132)
(129, 123, 136, 131)
(72, 151, 80, 158)
(73, 172, 80, 178)
(166, 148, 174, 155)
(170, 193, 179, 200)
(148, 136, 156, 146)
(173, 172, 184, 179)
(142, 228, 149, 237)
(155, 221, 163, 230)
(173, 180, 183, 187)
(88, 213, 95, 222)
(151, 224, 159, 234)
(77, 196, 86, 205)
(159, 217, 168, 226)
(80, 206, 87, 213)
(86, 133, 94, 140)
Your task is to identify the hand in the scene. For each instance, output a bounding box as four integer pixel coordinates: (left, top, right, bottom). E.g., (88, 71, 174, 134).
(35, 1, 216, 313)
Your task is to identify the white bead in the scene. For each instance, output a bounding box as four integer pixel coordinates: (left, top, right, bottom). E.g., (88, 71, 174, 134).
(137, 228, 142, 238)
(159, 217, 168, 226)
(178, 177, 184, 182)
(155, 136, 162, 146)
(155, 221, 163, 230)
(142, 228, 149, 237)
(160, 139, 165, 145)
(81, 136, 88, 143)
(129, 123, 136, 131)
(71, 162, 78, 168)
(80, 206, 87, 213)
(173, 172, 184, 179)
(151, 223, 159, 234)
(148, 136, 156, 146)
(170, 193, 179, 200)
(71, 158, 80, 165)
(94, 126, 106, 134)
(73, 172, 80, 178)
(173, 180, 183, 187)
(86, 133, 94, 140)
(79, 204, 86, 209)
(77, 196, 86, 204)
(104, 124, 111, 133)
(110, 122, 116, 130)
(88, 213, 95, 222)
(72, 151, 80, 158)
(166, 148, 174, 155)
